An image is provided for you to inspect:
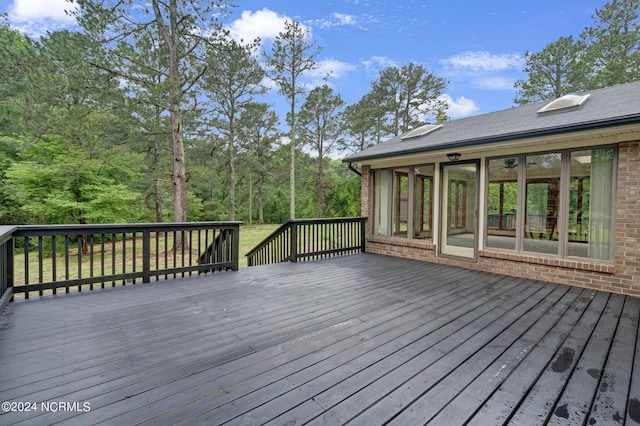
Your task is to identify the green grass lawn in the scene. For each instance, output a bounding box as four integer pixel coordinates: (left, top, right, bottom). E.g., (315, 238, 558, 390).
(238, 223, 281, 268)
(12, 223, 282, 290)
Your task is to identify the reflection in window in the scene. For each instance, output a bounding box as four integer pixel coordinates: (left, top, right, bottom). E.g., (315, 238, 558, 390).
(524, 152, 562, 255)
(371, 165, 435, 240)
(487, 158, 518, 250)
(413, 165, 434, 239)
(373, 170, 390, 236)
(393, 171, 409, 237)
(449, 180, 467, 231)
(568, 149, 614, 260)
(485, 146, 616, 262)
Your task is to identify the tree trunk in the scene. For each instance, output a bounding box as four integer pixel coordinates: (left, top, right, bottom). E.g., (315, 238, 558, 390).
(228, 124, 236, 221)
(290, 101, 296, 219)
(170, 107, 187, 224)
(153, 135, 164, 222)
(153, 0, 186, 248)
(257, 174, 264, 224)
(154, 177, 163, 222)
(316, 153, 324, 217)
(170, 110, 187, 250)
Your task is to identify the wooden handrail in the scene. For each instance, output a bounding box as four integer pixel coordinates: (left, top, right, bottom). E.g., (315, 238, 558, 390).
(0, 226, 16, 311)
(246, 217, 366, 267)
(1, 222, 242, 300)
(245, 221, 292, 262)
(245, 222, 293, 266)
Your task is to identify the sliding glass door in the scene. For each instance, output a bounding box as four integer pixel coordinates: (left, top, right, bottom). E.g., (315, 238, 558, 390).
(440, 161, 479, 259)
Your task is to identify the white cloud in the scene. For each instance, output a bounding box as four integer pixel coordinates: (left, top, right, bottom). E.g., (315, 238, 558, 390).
(475, 77, 516, 90)
(438, 51, 524, 93)
(8, 0, 76, 23)
(7, 0, 77, 37)
(334, 13, 356, 26)
(228, 8, 291, 44)
(311, 58, 357, 80)
(439, 94, 480, 118)
(296, 58, 357, 91)
(441, 51, 523, 71)
(361, 55, 398, 73)
(310, 12, 366, 30)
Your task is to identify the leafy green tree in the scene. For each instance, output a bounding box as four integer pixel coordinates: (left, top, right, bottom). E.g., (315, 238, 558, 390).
(514, 36, 588, 104)
(434, 108, 450, 124)
(73, 0, 235, 228)
(263, 20, 321, 219)
(323, 160, 361, 217)
(186, 134, 229, 220)
(369, 63, 448, 136)
(260, 144, 294, 223)
(0, 136, 23, 224)
(515, 0, 640, 102)
(202, 39, 265, 220)
(0, 22, 38, 140)
(0, 23, 37, 224)
(7, 133, 145, 225)
(237, 103, 280, 224)
(114, 24, 172, 223)
(298, 84, 345, 217)
(342, 92, 385, 152)
(581, 0, 640, 88)
(3, 28, 146, 227)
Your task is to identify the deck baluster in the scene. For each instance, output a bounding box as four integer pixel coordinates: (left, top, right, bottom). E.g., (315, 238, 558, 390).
(89, 234, 95, 290)
(2, 222, 241, 298)
(245, 217, 366, 267)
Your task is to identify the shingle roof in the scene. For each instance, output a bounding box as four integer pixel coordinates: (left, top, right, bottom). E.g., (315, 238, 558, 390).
(344, 80, 640, 163)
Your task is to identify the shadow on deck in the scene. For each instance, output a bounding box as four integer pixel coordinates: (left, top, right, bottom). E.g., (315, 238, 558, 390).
(0, 253, 639, 425)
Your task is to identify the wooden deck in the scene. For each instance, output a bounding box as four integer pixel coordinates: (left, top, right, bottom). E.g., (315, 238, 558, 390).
(0, 253, 638, 425)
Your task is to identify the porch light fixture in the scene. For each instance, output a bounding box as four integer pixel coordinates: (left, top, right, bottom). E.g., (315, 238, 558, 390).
(447, 152, 461, 161)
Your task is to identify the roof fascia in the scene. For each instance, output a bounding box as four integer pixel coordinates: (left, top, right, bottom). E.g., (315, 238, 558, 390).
(342, 115, 640, 164)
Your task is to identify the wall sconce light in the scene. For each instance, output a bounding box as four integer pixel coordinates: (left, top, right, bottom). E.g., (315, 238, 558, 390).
(447, 152, 461, 161)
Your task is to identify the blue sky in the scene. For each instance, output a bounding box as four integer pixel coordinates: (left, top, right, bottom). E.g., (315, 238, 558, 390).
(3, 0, 608, 119)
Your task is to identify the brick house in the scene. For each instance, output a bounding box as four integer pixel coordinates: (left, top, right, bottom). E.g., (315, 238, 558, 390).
(344, 81, 640, 297)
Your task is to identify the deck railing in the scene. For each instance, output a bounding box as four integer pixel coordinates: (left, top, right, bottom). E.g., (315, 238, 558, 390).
(246, 217, 366, 266)
(0, 222, 241, 300)
(0, 226, 16, 309)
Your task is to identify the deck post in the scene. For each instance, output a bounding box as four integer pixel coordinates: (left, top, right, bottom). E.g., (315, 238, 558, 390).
(7, 236, 14, 293)
(232, 225, 240, 271)
(0, 228, 15, 306)
(290, 222, 298, 263)
(142, 230, 151, 283)
(360, 218, 366, 253)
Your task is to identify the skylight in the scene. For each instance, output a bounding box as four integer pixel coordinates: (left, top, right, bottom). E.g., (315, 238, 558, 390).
(400, 124, 443, 140)
(537, 94, 591, 115)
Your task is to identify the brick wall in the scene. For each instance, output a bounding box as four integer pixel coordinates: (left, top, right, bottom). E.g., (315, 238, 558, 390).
(361, 141, 640, 297)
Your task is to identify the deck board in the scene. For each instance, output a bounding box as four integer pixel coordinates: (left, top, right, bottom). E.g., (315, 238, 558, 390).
(425, 285, 584, 425)
(0, 253, 638, 425)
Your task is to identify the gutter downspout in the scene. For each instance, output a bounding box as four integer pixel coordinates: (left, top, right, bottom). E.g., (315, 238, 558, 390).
(347, 162, 362, 176)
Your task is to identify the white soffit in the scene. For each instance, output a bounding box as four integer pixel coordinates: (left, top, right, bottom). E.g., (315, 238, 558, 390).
(537, 93, 591, 115)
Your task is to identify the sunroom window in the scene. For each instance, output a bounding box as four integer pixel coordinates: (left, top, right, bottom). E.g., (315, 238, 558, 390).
(372, 170, 391, 236)
(393, 170, 409, 237)
(568, 149, 614, 260)
(485, 146, 616, 261)
(413, 165, 434, 239)
(524, 152, 562, 255)
(372, 165, 435, 240)
(487, 158, 518, 250)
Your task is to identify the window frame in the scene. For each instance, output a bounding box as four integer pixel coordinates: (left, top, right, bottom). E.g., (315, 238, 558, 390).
(371, 164, 436, 241)
(484, 145, 617, 262)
